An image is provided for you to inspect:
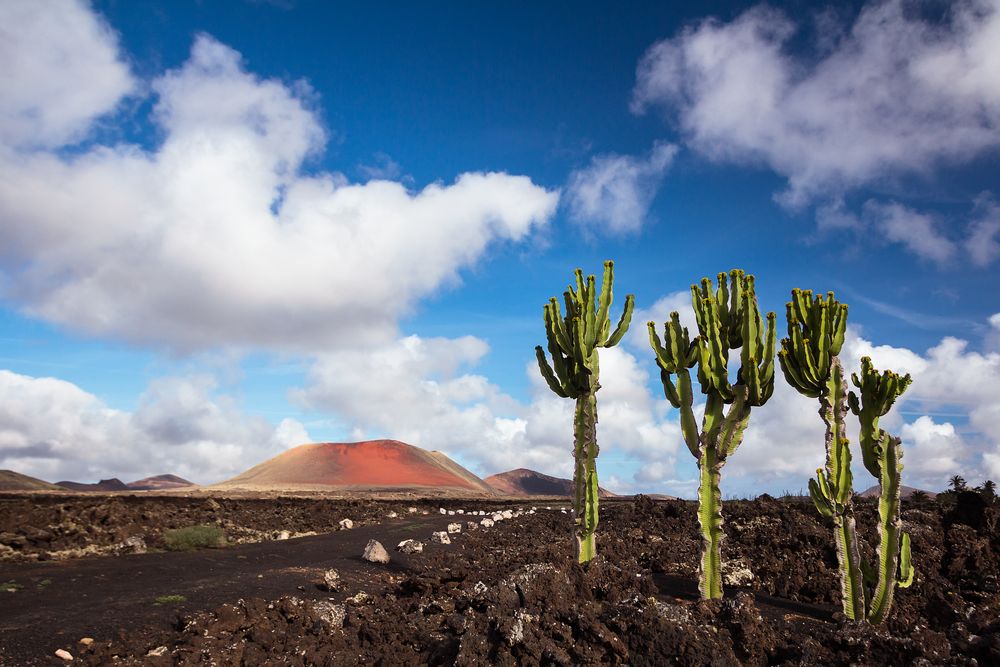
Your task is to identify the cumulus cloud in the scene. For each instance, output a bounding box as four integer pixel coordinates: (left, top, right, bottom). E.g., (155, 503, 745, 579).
(632, 0, 1000, 208)
(565, 141, 677, 234)
(0, 370, 309, 484)
(0, 11, 559, 351)
(0, 0, 135, 149)
(295, 336, 683, 492)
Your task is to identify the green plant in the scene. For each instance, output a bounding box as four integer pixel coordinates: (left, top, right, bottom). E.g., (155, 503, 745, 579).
(0, 581, 22, 592)
(162, 525, 226, 551)
(949, 475, 967, 492)
(909, 490, 929, 504)
(154, 594, 187, 605)
(981, 479, 997, 501)
(779, 289, 913, 623)
(648, 269, 775, 599)
(535, 260, 634, 563)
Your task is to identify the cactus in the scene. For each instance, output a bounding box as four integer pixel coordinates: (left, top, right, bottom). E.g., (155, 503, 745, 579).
(535, 260, 634, 563)
(848, 357, 914, 624)
(648, 270, 776, 599)
(779, 289, 914, 623)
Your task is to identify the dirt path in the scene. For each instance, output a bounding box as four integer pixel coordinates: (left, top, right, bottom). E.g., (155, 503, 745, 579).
(0, 515, 457, 665)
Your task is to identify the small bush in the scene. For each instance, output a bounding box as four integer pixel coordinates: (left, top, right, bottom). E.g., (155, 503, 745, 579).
(154, 594, 187, 605)
(1, 581, 22, 592)
(163, 525, 226, 551)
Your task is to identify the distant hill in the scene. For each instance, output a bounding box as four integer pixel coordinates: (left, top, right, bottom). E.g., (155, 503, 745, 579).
(0, 470, 64, 491)
(860, 484, 937, 499)
(485, 468, 618, 498)
(55, 478, 130, 492)
(127, 474, 196, 490)
(213, 440, 496, 494)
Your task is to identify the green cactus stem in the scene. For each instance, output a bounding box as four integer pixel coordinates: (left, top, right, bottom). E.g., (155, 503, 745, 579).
(535, 260, 634, 563)
(649, 270, 775, 599)
(849, 357, 914, 624)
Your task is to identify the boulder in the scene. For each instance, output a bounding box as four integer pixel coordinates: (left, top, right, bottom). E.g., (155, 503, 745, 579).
(338, 518, 354, 530)
(323, 568, 340, 590)
(480, 518, 495, 528)
(447, 522, 462, 534)
(431, 531, 451, 545)
(362, 539, 390, 564)
(55, 649, 73, 661)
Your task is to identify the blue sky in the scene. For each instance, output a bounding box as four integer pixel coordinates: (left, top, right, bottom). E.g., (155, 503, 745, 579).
(0, 0, 998, 496)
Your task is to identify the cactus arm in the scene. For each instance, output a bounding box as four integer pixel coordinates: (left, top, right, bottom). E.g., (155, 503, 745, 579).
(605, 294, 635, 348)
(595, 261, 613, 343)
(535, 346, 569, 398)
(897, 532, 914, 588)
(719, 387, 750, 458)
(809, 475, 834, 517)
(676, 370, 700, 459)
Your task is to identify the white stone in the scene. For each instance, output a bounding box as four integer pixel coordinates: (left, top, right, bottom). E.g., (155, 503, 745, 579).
(492, 513, 504, 521)
(146, 646, 168, 657)
(407, 507, 418, 514)
(447, 522, 462, 534)
(277, 530, 290, 540)
(362, 539, 390, 564)
(55, 649, 73, 661)
(439, 508, 447, 514)
(396, 539, 423, 554)
(502, 510, 513, 519)
(447, 510, 456, 516)
(431, 531, 451, 544)
(338, 518, 354, 530)
(480, 518, 495, 528)
(323, 569, 340, 590)
(386, 511, 398, 519)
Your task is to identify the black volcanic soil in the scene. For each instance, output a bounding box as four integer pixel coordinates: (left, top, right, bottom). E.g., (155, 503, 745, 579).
(1, 492, 997, 665)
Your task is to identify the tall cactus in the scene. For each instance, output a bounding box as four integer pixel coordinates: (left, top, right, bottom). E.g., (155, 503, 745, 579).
(779, 290, 914, 623)
(648, 270, 776, 599)
(849, 357, 914, 623)
(535, 260, 634, 563)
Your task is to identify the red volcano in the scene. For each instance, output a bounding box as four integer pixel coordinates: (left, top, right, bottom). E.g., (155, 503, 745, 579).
(214, 440, 495, 494)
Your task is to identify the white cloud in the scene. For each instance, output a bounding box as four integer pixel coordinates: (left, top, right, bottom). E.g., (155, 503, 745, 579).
(0, 0, 135, 149)
(632, 0, 1000, 207)
(862, 200, 957, 265)
(0, 370, 310, 484)
(965, 195, 1000, 267)
(295, 336, 683, 490)
(0, 14, 559, 352)
(565, 141, 677, 234)
(900, 416, 967, 477)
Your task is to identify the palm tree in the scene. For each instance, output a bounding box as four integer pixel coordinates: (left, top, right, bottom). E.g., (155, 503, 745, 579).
(949, 474, 967, 492)
(910, 490, 929, 504)
(981, 479, 997, 500)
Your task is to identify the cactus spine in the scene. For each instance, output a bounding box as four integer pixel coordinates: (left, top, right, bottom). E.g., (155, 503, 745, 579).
(779, 290, 914, 623)
(648, 270, 776, 599)
(535, 260, 634, 563)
